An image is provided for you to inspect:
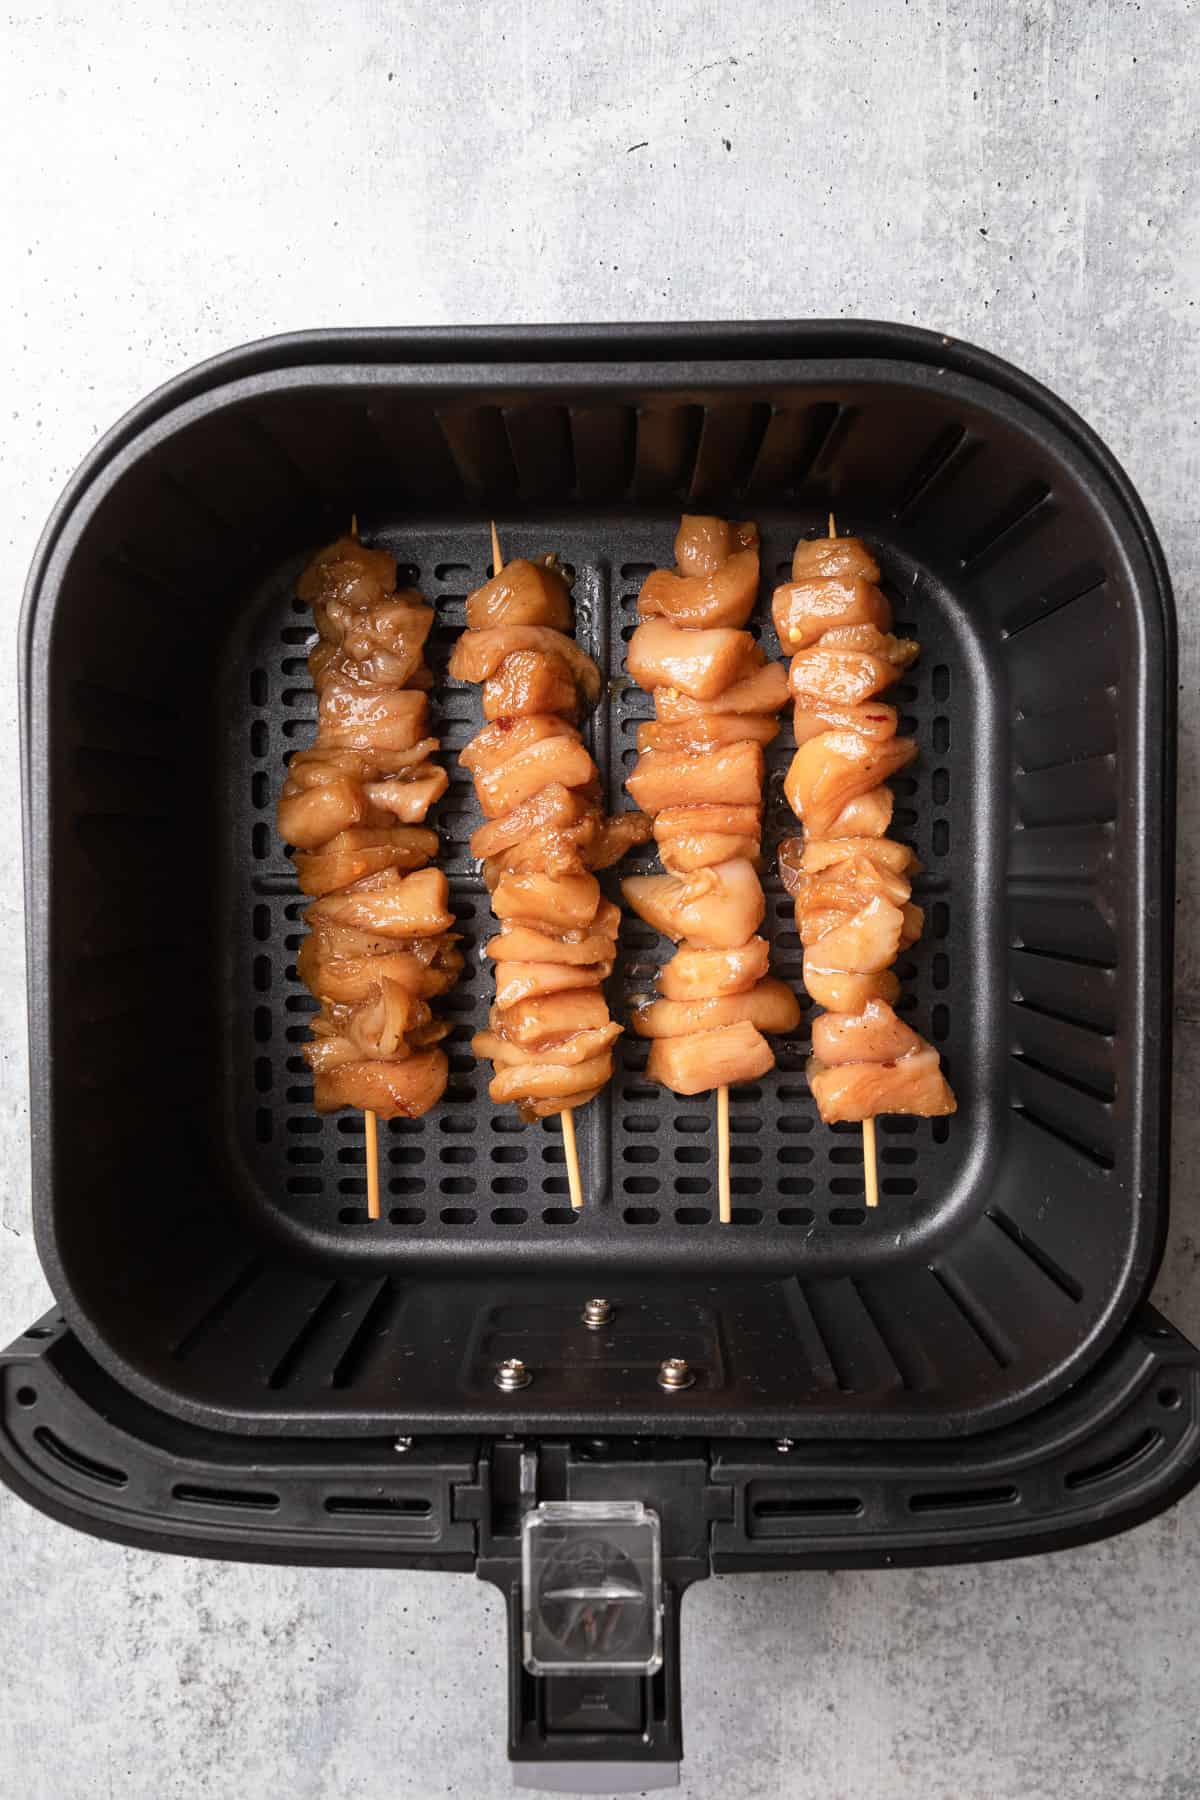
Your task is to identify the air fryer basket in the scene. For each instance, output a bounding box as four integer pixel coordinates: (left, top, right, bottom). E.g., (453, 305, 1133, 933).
(21, 324, 1174, 1448)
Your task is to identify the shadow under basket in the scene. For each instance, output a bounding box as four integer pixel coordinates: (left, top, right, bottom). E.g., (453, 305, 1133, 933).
(20, 322, 1177, 1445)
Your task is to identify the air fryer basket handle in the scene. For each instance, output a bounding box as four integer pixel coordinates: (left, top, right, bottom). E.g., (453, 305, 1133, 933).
(495, 1575, 686, 1789)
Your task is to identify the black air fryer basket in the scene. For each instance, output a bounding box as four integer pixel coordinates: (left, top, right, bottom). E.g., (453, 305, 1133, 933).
(8, 322, 1198, 1786)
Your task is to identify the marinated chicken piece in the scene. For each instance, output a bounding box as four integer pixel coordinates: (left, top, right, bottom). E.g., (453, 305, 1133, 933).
(900, 902, 925, 948)
(317, 683, 431, 753)
(470, 784, 596, 860)
(310, 981, 433, 1063)
(518, 1085, 608, 1121)
(627, 617, 763, 701)
(305, 866, 454, 939)
(466, 558, 572, 630)
(293, 826, 439, 896)
(459, 714, 580, 775)
(492, 958, 614, 1008)
(472, 1023, 622, 1067)
(490, 869, 601, 930)
(474, 735, 597, 817)
(800, 895, 905, 973)
(793, 853, 913, 921)
(299, 938, 463, 1006)
(487, 923, 619, 965)
(278, 771, 367, 850)
(297, 534, 397, 610)
(313, 1049, 450, 1119)
(632, 978, 800, 1039)
(622, 858, 765, 949)
(828, 785, 895, 838)
(658, 831, 761, 873)
(802, 960, 901, 1014)
(450, 626, 602, 707)
(792, 699, 898, 745)
(491, 989, 613, 1047)
(810, 1000, 925, 1065)
(790, 835, 919, 879)
(627, 740, 765, 812)
(790, 535, 881, 584)
(362, 766, 450, 824)
(654, 660, 790, 720)
(773, 575, 892, 652)
(789, 626, 919, 708)
(315, 599, 436, 688)
(783, 732, 917, 837)
(646, 1020, 775, 1095)
(583, 810, 654, 869)
(482, 649, 581, 720)
(658, 937, 771, 1000)
(638, 518, 760, 628)
(482, 823, 596, 886)
(636, 714, 780, 754)
(489, 1051, 615, 1106)
(654, 801, 763, 870)
(807, 1048, 956, 1123)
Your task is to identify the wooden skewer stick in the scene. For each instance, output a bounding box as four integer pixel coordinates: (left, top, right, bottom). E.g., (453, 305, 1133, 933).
(490, 519, 586, 1211)
(827, 509, 879, 1210)
(347, 514, 383, 1221)
(717, 1083, 731, 1226)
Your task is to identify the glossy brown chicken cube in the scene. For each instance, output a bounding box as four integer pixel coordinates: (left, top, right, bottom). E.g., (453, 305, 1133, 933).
(305, 866, 454, 939)
(622, 858, 765, 948)
(450, 626, 602, 707)
(638, 518, 760, 628)
(807, 1048, 956, 1124)
(772, 575, 891, 653)
(313, 1048, 450, 1118)
(789, 535, 881, 584)
(482, 649, 581, 720)
(627, 740, 765, 812)
(646, 1020, 775, 1095)
(491, 989, 613, 1047)
(784, 731, 917, 836)
(801, 960, 901, 1013)
(293, 826, 439, 896)
(654, 660, 790, 720)
(658, 937, 771, 999)
(490, 869, 602, 931)
(466, 558, 573, 630)
(810, 1000, 926, 1065)
(632, 977, 800, 1039)
(627, 617, 762, 700)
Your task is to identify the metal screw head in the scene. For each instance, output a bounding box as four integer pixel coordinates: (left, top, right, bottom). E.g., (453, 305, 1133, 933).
(582, 1297, 613, 1329)
(393, 1435, 413, 1454)
(658, 1357, 694, 1391)
(776, 1437, 795, 1454)
(495, 1357, 532, 1391)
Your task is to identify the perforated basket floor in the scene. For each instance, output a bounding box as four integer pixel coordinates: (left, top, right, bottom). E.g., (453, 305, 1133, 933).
(230, 517, 970, 1269)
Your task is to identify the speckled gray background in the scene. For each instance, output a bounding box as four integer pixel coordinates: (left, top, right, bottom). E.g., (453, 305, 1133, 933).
(3, 1, 1199, 1795)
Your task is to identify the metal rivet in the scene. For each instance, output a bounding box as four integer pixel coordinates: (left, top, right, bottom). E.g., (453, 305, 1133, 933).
(394, 1436, 413, 1454)
(776, 1437, 794, 1454)
(658, 1357, 694, 1391)
(495, 1357, 532, 1391)
(582, 1297, 613, 1329)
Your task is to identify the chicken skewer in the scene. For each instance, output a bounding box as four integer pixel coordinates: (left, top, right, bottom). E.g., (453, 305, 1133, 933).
(621, 516, 800, 1224)
(452, 523, 652, 1207)
(277, 520, 458, 1220)
(776, 515, 955, 1205)
(496, 522, 588, 1207)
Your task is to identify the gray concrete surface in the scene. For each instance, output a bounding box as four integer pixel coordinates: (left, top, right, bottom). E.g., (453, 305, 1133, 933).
(3, 0, 1199, 1794)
